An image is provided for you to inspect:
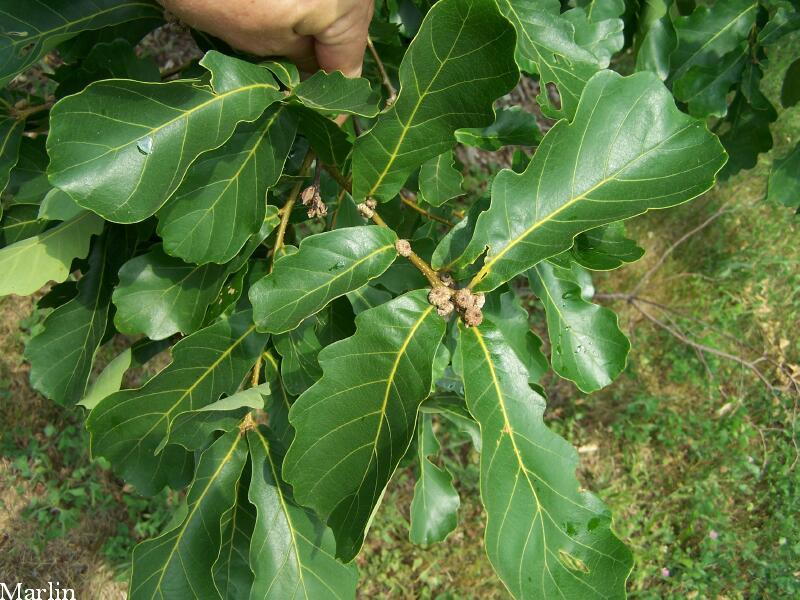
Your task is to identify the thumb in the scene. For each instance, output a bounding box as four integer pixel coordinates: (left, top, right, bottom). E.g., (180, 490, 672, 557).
(314, 2, 373, 77)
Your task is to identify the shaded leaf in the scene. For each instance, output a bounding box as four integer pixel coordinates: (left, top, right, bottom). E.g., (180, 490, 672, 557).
(0, 0, 163, 86)
(78, 348, 131, 410)
(456, 323, 632, 599)
(250, 226, 398, 334)
(430, 196, 489, 275)
(767, 141, 800, 209)
(170, 385, 269, 451)
(158, 106, 296, 264)
(0, 116, 23, 195)
(38, 188, 84, 221)
(570, 221, 645, 271)
(3, 137, 49, 206)
(0, 211, 103, 296)
(0, 204, 48, 246)
(719, 90, 777, 179)
(352, 0, 518, 201)
(781, 58, 800, 108)
(455, 107, 541, 150)
(130, 428, 248, 600)
(461, 70, 726, 292)
(273, 317, 324, 396)
(291, 70, 380, 117)
(213, 476, 256, 600)
(418, 151, 463, 207)
(247, 426, 358, 600)
(346, 283, 393, 314)
(284, 290, 446, 561)
(673, 45, 747, 118)
(635, 0, 678, 80)
(291, 106, 352, 167)
(25, 233, 117, 405)
(47, 51, 283, 222)
(531, 261, 629, 393)
(113, 245, 229, 340)
(87, 310, 267, 494)
(758, 0, 800, 45)
(409, 413, 459, 546)
(669, 0, 757, 84)
(494, 0, 601, 119)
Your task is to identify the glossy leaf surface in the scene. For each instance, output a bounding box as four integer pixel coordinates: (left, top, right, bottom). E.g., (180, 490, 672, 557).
(248, 426, 358, 599)
(352, 0, 518, 201)
(409, 414, 459, 546)
(130, 428, 248, 600)
(531, 262, 629, 393)
(0, 0, 162, 86)
(284, 290, 445, 561)
(462, 70, 726, 292)
(0, 212, 103, 296)
(47, 52, 283, 222)
(87, 311, 267, 495)
(457, 323, 632, 598)
(157, 106, 296, 264)
(251, 226, 397, 334)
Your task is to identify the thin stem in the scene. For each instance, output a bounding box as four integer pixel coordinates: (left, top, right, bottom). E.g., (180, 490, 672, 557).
(273, 150, 316, 264)
(13, 102, 53, 120)
(369, 209, 441, 286)
(367, 38, 397, 106)
(400, 190, 452, 227)
(250, 356, 262, 387)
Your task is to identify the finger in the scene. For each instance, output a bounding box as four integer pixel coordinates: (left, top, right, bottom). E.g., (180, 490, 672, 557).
(313, 3, 373, 77)
(277, 34, 318, 74)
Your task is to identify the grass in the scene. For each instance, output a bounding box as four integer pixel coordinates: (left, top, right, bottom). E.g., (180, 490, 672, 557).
(1, 36, 799, 600)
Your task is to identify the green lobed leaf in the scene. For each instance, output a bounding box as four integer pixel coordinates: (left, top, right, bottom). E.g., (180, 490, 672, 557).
(78, 348, 131, 410)
(38, 188, 85, 222)
(0, 204, 48, 247)
(455, 107, 542, 151)
(129, 427, 248, 600)
(157, 106, 297, 264)
(273, 317, 325, 397)
(635, 0, 678, 81)
(494, 0, 602, 119)
(247, 426, 358, 599)
(0, 211, 103, 297)
(719, 90, 777, 179)
(456, 323, 633, 599)
(669, 0, 758, 84)
(430, 196, 489, 275)
(530, 261, 629, 393)
(113, 245, 229, 340)
(169, 385, 269, 452)
(781, 58, 800, 109)
(346, 283, 393, 315)
(291, 106, 352, 167)
(87, 310, 267, 495)
(52, 38, 160, 98)
(483, 289, 548, 383)
(461, 70, 726, 293)
(0, 116, 23, 196)
(283, 290, 446, 561)
(0, 0, 163, 87)
(352, 0, 518, 202)
(250, 226, 398, 334)
(46, 51, 283, 223)
(562, 0, 626, 69)
(569, 222, 645, 271)
(212, 476, 256, 600)
(417, 151, 463, 207)
(758, 0, 800, 45)
(24, 232, 118, 405)
(409, 413, 460, 546)
(767, 141, 800, 209)
(291, 70, 380, 117)
(3, 137, 50, 207)
(673, 45, 748, 118)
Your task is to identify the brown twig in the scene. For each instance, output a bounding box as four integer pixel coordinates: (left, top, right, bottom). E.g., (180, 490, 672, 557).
(273, 150, 316, 264)
(12, 101, 53, 120)
(367, 37, 397, 106)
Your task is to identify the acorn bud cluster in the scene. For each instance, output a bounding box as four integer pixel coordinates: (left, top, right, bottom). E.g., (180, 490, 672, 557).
(300, 185, 327, 219)
(426, 277, 484, 327)
(357, 198, 378, 219)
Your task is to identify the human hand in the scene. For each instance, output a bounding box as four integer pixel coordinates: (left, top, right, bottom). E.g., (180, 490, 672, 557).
(158, 0, 374, 77)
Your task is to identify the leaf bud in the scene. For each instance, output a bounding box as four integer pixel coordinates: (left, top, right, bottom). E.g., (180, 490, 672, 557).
(463, 307, 483, 327)
(395, 239, 412, 257)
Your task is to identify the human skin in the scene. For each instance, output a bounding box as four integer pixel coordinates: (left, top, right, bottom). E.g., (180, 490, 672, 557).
(157, 0, 374, 76)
